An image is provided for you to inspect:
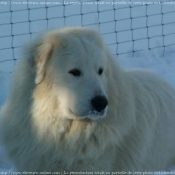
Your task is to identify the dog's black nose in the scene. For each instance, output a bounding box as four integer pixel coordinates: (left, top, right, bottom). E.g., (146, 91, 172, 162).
(91, 95, 108, 112)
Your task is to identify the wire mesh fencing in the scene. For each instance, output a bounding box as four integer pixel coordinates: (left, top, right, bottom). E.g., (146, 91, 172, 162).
(0, 0, 175, 72)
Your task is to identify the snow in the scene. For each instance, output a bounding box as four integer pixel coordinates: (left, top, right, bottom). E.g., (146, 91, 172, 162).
(118, 50, 175, 87)
(0, 0, 175, 173)
(0, 72, 10, 108)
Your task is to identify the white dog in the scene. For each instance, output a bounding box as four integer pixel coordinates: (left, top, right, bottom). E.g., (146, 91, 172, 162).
(0, 27, 175, 174)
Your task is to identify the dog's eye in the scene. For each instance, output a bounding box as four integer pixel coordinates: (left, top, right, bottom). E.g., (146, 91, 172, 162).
(98, 68, 103, 75)
(69, 69, 81, 76)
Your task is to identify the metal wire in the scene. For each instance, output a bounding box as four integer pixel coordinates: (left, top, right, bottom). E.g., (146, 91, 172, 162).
(0, 0, 175, 72)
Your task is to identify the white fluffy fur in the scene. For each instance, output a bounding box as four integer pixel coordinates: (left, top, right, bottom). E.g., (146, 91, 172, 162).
(0, 27, 175, 174)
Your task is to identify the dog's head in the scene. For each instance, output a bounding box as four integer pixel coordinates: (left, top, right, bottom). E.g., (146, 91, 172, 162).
(33, 27, 109, 120)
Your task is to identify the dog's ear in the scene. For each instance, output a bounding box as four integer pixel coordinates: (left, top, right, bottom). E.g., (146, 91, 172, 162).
(35, 42, 54, 84)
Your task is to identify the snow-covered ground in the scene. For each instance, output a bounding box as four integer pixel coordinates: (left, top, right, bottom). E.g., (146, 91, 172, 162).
(0, 50, 175, 173)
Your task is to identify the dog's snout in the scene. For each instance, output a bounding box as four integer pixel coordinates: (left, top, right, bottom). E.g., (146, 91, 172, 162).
(91, 95, 108, 112)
